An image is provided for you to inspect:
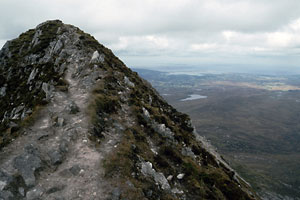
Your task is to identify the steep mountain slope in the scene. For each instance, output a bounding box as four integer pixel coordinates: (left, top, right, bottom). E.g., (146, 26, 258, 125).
(133, 69, 300, 200)
(0, 20, 258, 200)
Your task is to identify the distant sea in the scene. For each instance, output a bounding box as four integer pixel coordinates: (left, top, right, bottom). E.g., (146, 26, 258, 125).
(132, 65, 300, 76)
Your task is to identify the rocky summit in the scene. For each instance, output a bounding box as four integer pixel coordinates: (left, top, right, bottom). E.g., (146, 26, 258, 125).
(0, 20, 258, 200)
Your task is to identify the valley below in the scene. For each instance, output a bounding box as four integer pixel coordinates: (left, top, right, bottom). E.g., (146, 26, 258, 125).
(135, 68, 300, 200)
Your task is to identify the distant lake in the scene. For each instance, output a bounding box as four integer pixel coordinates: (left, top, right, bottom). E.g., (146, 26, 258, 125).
(167, 72, 204, 76)
(180, 94, 207, 101)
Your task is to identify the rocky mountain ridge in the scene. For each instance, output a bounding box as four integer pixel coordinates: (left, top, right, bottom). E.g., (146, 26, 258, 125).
(0, 20, 258, 200)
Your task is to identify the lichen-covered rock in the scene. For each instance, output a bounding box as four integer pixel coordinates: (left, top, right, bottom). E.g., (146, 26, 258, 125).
(90, 50, 104, 64)
(27, 68, 39, 84)
(67, 101, 80, 114)
(26, 186, 44, 200)
(124, 76, 135, 88)
(48, 150, 63, 165)
(141, 161, 170, 190)
(0, 170, 13, 191)
(176, 173, 185, 180)
(0, 86, 6, 97)
(42, 82, 54, 101)
(181, 146, 196, 160)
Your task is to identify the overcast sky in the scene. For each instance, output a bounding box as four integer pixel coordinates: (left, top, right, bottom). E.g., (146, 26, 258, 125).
(1, 0, 300, 73)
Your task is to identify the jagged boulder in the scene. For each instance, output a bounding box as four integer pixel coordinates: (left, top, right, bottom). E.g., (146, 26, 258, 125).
(13, 144, 42, 187)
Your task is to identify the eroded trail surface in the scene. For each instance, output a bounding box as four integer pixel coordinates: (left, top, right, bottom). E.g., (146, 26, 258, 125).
(0, 52, 125, 200)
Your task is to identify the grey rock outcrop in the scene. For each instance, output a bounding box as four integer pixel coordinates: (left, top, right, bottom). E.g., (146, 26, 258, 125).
(0, 86, 6, 97)
(0, 170, 13, 191)
(140, 161, 170, 190)
(13, 145, 42, 187)
(142, 107, 175, 142)
(26, 186, 43, 200)
(90, 50, 104, 64)
(66, 101, 79, 114)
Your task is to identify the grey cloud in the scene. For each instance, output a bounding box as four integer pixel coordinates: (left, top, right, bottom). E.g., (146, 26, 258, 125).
(1, 0, 300, 71)
(2, 0, 300, 37)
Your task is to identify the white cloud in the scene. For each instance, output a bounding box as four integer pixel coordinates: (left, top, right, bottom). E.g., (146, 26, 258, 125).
(190, 43, 218, 51)
(267, 32, 293, 48)
(222, 31, 237, 42)
(145, 36, 170, 49)
(289, 19, 300, 31)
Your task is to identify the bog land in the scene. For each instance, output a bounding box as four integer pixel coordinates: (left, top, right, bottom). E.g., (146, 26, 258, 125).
(135, 68, 300, 199)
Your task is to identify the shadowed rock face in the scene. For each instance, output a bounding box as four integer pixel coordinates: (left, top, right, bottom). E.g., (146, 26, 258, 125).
(0, 20, 259, 200)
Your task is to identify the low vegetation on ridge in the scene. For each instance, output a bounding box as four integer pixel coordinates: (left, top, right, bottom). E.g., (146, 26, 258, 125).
(87, 60, 257, 199)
